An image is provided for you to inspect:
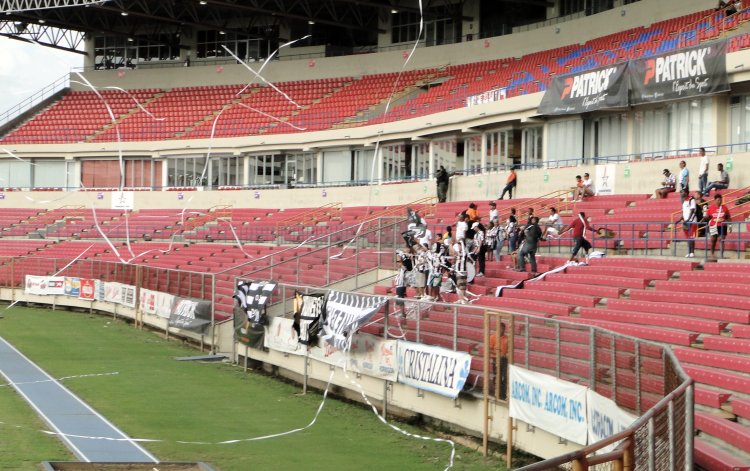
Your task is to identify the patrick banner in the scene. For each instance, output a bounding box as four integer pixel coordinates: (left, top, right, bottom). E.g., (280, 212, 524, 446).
(629, 40, 728, 104)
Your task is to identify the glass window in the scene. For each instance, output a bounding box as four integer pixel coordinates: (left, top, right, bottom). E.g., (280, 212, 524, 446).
(484, 129, 514, 172)
(546, 120, 581, 165)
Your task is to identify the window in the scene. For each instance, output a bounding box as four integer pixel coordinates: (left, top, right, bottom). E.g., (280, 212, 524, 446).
(167, 157, 208, 187)
(353, 149, 375, 183)
(485, 129, 514, 171)
(81, 159, 160, 188)
(730, 95, 750, 152)
(546, 120, 582, 164)
(382, 144, 407, 181)
(586, 114, 628, 160)
(634, 98, 714, 157)
(521, 126, 544, 167)
(196, 30, 274, 61)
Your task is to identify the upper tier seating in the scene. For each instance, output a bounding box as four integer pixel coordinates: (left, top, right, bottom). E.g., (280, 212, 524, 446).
(3, 8, 750, 144)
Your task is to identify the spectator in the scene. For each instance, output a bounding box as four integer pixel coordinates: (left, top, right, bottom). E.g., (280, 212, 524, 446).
(394, 246, 414, 309)
(524, 207, 535, 226)
(443, 225, 453, 245)
(488, 201, 499, 224)
(417, 223, 433, 248)
(451, 238, 469, 304)
(678, 160, 689, 196)
(677, 188, 697, 258)
(426, 235, 445, 302)
(456, 213, 469, 241)
(704, 163, 730, 196)
(466, 202, 480, 223)
(564, 211, 593, 262)
(489, 322, 508, 400)
(655, 168, 676, 199)
(485, 221, 498, 262)
(507, 207, 519, 252)
(499, 168, 517, 200)
(543, 207, 563, 239)
(473, 222, 487, 277)
(697, 148, 709, 195)
(517, 216, 543, 276)
(694, 191, 707, 239)
(573, 173, 594, 201)
(413, 244, 430, 299)
(435, 165, 450, 203)
(704, 193, 731, 258)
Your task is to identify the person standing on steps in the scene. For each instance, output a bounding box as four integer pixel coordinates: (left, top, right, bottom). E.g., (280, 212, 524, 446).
(499, 168, 517, 200)
(436, 165, 450, 203)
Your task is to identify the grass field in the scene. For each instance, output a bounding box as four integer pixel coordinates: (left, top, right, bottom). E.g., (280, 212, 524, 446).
(0, 305, 510, 471)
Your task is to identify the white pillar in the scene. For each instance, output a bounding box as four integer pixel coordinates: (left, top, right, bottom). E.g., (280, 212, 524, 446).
(316, 151, 324, 183)
(480, 132, 488, 173)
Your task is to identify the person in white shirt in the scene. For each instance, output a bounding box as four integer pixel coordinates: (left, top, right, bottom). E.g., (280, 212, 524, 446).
(488, 201, 499, 224)
(451, 239, 468, 303)
(582, 172, 595, 197)
(697, 147, 709, 195)
(543, 207, 563, 239)
(456, 213, 469, 241)
(677, 189, 697, 258)
(418, 224, 433, 248)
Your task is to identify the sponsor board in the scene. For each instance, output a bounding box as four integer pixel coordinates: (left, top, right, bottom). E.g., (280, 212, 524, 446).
(595, 164, 616, 196)
(25, 275, 65, 296)
(139, 289, 158, 315)
(111, 191, 134, 210)
(306, 333, 399, 382)
(396, 341, 471, 398)
(509, 365, 588, 445)
(120, 284, 136, 308)
(538, 63, 629, 115)
(466, 87, 507, 107)
(155, 292, 175, 319)
(264, 317, 305, 355)
(104, 282, 122, 304)
(168, 297, 212, 332)
(630, 40, 729, 104)
(64, 277, 81, 297)
(79, 279, 97, 300)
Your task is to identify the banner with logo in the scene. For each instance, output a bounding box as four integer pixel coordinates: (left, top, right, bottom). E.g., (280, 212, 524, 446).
(320, 291, 389, 351)
(120, 284, 136, 307)
(111, 191, 134, 210)
(139, 289, 158, 315)
(538, 63, 629, 115)
(79, 279, 97, 300)
(25, 275, 65, 295)
(104, 282, 122, 304)
(509, 365, 588, 445)
(155, 292, 175, 319)
(595, 164, 616, 196)
(630, 40, 729, 104)
(264, 316, 306, 355)
(396, 341, 471, 398)
(587, 390, 637, 454)
(306, 333, 399, 381)
(168, 297, 212, 332)
(64, 277, 81, 297)
(466, 87, 507, 107)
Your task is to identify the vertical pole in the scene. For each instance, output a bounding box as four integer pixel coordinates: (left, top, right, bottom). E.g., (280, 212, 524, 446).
(648, 417, 656, 471)
(668, 399, 676, 471)
(210, 273, 216, 354)
(685, 384, 694, 471)
(483, 311, 490, 457)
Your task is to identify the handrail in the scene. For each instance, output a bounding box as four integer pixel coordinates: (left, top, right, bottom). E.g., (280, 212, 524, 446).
(0, 73, 70, 129)
(496, 189, 570, 221)
(273, 202, 343, 231)
(669, 184, 750, 229)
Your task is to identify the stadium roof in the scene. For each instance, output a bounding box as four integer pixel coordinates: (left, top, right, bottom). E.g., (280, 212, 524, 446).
(0, 0, 551, 54)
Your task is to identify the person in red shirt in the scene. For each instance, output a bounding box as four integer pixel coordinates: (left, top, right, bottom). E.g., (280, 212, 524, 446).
(563, 211, 593, 262)
(704, 193, 731, 258)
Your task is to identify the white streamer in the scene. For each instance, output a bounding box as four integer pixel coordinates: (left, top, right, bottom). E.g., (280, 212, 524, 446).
(0, 372, 119, 388)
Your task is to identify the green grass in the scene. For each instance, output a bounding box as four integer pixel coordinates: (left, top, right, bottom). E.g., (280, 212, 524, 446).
(0, 306, 509, 471)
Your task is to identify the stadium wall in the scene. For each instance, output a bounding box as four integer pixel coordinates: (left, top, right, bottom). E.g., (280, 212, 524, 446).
(0, 151, 747, 211)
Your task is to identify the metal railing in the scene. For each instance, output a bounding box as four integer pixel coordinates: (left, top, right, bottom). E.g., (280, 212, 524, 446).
(0, 73, 70, 129)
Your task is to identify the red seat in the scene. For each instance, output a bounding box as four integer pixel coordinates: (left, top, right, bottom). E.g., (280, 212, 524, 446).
(694, 437, 750, 471)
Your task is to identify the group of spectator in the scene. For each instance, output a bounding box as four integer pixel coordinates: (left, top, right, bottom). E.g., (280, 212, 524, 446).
(677, 190, 732, 259)
(655, 148, 730, 199)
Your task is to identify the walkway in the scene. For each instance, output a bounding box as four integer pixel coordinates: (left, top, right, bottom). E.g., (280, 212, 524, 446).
(0, 336, 158, 463)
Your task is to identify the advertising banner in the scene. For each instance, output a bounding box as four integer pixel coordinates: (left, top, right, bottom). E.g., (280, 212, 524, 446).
(79, 279, 97, 300)
(111, 191, 134, 210)
(538, 63, 629, 115)
(587, 390, 637, 454)
(509, 365, 588, 445)
(396, 341, 471, 398)
(630, 40, 729, 104)
(306, 333, 399, 382)
(168, 298, 212, 333)
(139, 289, 158, 315)
(264, 316, 306, 355)
(120, 284, 136, 307)
(104, 282, 122, 304)
(64, 277, 81, 297)
(595, 164, 616, 196)
(466, 87, 507, 107)
(25, 275, 65, 295)
(155, 292, 175, 319)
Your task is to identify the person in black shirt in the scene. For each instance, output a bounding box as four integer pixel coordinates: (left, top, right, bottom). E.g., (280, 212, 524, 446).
(517, 216, 544, 275)
(436, 166, 450, 203)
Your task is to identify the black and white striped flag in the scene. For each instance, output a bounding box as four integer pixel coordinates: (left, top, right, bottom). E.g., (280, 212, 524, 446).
(320, 290, 388, 351)
(293, 291, 326, 346)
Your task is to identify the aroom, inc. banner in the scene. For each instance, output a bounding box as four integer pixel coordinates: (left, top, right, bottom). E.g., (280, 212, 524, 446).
(538, 63, 629, 115)
(630, 40, 729, 104)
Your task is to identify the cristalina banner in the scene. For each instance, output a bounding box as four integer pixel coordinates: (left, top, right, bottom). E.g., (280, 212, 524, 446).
(396, 341, 471, 399)
(509, 365, 588, 445)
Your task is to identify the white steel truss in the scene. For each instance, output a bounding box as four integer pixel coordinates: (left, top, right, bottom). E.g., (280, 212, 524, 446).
(0, 0, 108, 13)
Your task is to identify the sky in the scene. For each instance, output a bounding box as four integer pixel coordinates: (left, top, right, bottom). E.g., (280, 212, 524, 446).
(0, 36, 83, 114)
